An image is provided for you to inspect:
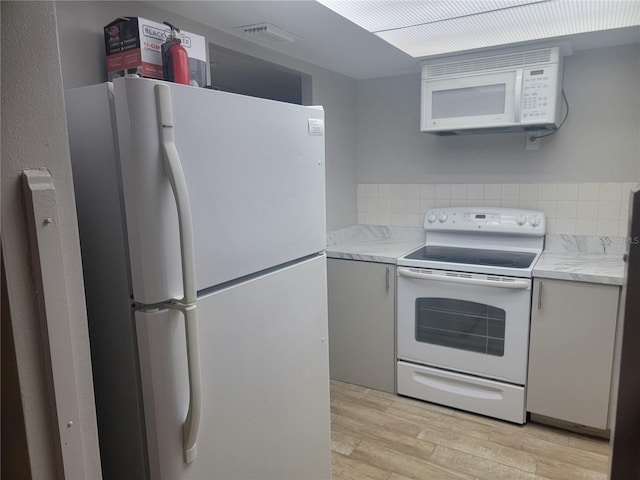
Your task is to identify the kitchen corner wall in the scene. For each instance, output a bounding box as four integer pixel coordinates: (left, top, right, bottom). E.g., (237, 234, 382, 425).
(357, 182, 636, 237)
(2, 2, 102, 477)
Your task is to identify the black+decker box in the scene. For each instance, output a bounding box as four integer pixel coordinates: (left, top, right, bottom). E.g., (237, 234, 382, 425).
(104, 17, 207, 86)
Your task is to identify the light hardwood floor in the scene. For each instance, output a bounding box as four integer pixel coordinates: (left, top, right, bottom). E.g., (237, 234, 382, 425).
(330, 380, 610, 480)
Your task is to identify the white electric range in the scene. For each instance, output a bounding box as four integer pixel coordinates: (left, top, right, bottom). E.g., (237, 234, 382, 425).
(396, 207, 545, 424)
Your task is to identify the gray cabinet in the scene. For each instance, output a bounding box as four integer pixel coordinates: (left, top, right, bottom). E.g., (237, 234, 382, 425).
(327, 258, 395, 393)
(527, 278, 620, 430)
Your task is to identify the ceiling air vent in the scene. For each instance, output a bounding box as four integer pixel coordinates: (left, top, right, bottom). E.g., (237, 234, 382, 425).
(234, 23, 298, 45)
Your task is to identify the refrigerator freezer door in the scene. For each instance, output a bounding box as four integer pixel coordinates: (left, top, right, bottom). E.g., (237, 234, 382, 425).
(114, 77, 326, 304)
(135, 255, 331, 479)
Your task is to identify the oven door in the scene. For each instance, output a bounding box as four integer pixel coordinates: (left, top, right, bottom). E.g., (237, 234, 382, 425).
(397, 267, 531, 384)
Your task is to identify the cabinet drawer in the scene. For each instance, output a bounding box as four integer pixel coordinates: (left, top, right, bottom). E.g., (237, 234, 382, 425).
(397, 361, 526, 423)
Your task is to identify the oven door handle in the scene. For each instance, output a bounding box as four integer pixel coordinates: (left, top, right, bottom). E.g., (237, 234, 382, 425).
(397, 267, 530, 290)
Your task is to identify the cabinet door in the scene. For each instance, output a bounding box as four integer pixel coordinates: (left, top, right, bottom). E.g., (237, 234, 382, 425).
(527, 278, 619, 429)
(327, 259, 395, 393)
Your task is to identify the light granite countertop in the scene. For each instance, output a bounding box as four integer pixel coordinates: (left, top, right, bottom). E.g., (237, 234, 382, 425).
(326, 225, 425, 264)
(533, 234, 626, 286)
(327, 227, 627, 285)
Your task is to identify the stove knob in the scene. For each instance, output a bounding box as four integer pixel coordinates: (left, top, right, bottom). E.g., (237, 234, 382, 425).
(530, 216, 541, 227)
(516, 214, 526, 226)
(426, 212, 437, 223)
(437, 212, 448, 223)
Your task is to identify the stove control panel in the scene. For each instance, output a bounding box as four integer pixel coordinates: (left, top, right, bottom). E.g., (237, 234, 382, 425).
(424, 207, 545, 235)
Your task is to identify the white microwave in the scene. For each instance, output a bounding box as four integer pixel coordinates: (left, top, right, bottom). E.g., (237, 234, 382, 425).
(420, 46, 564, 135)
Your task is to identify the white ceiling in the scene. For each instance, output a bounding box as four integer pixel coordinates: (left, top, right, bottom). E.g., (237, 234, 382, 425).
(156, 1, 640, 80)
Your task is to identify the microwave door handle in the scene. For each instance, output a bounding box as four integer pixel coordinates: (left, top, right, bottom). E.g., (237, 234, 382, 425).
(397, 267, 530, 290)
(514, 70, 523, 123)
(156, 84, 202, 464)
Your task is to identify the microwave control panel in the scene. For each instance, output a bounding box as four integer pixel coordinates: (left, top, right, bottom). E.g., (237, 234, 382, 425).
(521, 65, 560, 123)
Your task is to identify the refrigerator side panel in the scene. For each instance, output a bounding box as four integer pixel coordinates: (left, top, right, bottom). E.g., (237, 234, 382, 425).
(65, 83, 149, 480)
(114, 77, 326, 303)
(136, 255, 331, 480)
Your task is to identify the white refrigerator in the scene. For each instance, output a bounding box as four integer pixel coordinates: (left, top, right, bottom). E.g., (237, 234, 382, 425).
(65, 77, 331, 480)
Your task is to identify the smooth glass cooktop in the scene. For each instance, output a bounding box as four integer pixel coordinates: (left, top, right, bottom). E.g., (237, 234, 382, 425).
(405, 246, 537, 269)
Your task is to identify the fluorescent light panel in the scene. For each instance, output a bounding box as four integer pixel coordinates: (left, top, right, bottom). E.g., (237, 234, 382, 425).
(319, 0, 544, 32)
(317, 0, 640, 57)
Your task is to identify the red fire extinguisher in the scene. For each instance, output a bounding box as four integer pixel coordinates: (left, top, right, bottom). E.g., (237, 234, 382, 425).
(161, 21, 190, 85)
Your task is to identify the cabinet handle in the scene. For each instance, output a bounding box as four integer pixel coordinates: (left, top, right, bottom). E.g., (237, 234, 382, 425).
(385, 267, 390, 292)
(538, 281, 543, 309)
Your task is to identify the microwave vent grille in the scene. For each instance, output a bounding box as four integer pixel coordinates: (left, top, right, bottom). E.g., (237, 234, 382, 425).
(426, 48, 555, 78)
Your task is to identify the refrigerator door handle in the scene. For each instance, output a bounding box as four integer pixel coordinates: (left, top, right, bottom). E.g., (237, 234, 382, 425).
(155, 84, 202, 463)
(180, 303, 202, 464)
(155, 84, 197, 305)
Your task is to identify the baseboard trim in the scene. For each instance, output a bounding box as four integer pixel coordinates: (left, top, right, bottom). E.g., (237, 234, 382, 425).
(529, 413, 610, 439)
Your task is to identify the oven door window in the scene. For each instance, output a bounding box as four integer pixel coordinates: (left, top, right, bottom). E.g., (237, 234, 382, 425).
(415, 298, 505, 356)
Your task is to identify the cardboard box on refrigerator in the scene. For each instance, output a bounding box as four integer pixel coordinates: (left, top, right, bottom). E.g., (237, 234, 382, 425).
(104, 17, 207, 87)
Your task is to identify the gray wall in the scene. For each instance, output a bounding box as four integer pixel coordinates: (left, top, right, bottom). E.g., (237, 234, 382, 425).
(355, 44, 640, 184)
(1, 2, 102, 478)
(54, 1, 358, 231)
(53, 2, 639, 227)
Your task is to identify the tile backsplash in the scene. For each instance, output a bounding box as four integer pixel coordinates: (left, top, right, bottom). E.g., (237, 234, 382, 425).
(357, 182, 637, 237)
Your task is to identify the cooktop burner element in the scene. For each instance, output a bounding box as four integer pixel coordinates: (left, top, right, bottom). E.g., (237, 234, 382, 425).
(477, 257, 518, 267)
(406, 246, 537, 269)
(398, 207, 546, 278)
